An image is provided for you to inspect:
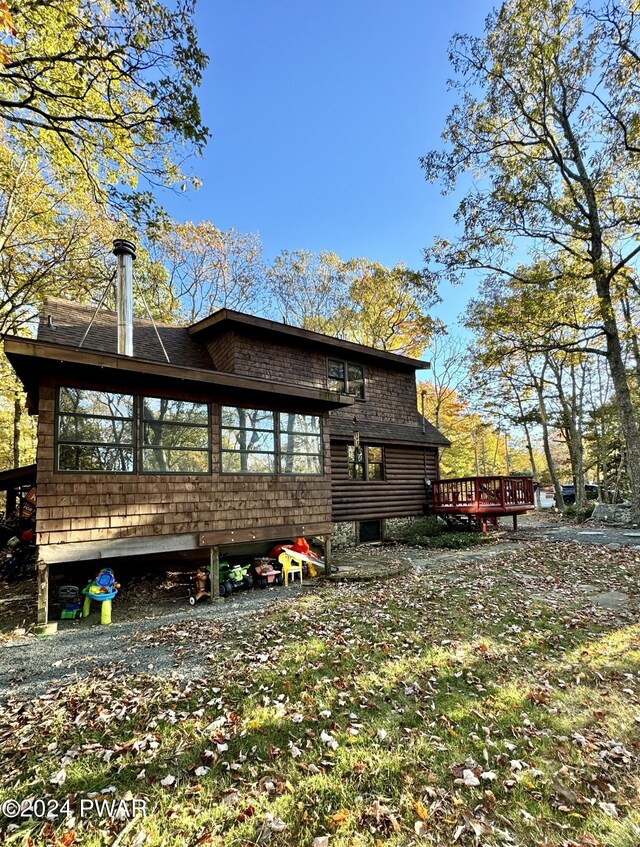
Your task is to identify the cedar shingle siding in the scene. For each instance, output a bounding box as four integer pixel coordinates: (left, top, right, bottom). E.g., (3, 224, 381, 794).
(6, 297, 449, 557)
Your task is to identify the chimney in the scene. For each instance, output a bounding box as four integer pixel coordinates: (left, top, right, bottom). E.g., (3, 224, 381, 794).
(112, 238, 136, 357)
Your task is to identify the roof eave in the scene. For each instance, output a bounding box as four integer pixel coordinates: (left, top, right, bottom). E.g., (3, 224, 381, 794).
(3, 336, 355, 413)
(188, 310, 430, 371)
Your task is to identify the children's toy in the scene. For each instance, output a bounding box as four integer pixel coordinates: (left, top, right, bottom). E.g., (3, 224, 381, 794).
(250, 557, 284, 589)
(219, 561, 254, 595)
(82, 568, 120, 625)
(189, 566, 211, 605)
(268, 537, 325, 582)
(277, 550, 304, 585)
(59, 585, 82, 620)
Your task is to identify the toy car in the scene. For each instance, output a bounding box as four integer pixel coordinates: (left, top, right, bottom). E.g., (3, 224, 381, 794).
(219, 561, 254, 595)
(250, 557, 284, 588)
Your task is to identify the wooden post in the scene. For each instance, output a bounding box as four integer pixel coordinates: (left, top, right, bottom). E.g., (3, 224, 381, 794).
(513, 514, 518, 532)
(37, 557, 49, 625)
(322, 534, 332, 576)
(209, 547, 220, 601)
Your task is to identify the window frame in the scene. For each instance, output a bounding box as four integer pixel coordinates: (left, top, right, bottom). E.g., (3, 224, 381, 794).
(347, 444, 386, 482)
(220, 407, 277, 475)
(327, 358, 366, 400)
(140, 396, 212, 476)
(278, 412, 323, 476)
(55, 386, 136, 474)
(220, 407, 324, 476)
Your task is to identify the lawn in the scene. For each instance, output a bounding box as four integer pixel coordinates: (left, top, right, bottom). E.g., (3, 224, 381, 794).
(1, 540, 639, 847)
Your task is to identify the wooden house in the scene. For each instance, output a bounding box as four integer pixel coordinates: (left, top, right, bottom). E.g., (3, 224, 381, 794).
(3, 241, 449, 623)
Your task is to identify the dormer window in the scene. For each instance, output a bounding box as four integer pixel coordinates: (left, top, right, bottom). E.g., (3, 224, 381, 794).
(328, 359, 365, 399)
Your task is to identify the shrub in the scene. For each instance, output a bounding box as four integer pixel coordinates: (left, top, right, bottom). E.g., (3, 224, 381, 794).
(385, 515, 445, 543)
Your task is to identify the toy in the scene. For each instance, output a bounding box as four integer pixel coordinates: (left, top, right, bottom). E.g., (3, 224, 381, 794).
(250, 557, 284, 589)
(189, 566, 211, 605)
(82, 568, 120, 625)
(219, 561, 254, 595)
(59, 585, 82, 620)
(268, 537, 324, 580)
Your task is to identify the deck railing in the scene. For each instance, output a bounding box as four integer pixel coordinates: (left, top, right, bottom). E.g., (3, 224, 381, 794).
(432, 475, 535, 511)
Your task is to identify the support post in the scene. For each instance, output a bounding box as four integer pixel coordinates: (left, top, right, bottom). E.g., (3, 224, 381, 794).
(209, 547, 220, 601)
(37, 557, 49, 625)
(322, 534, 332, 576)
(512, 514, 518, 532)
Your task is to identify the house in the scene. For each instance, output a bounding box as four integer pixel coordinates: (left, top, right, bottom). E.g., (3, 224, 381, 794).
(3, 240, 449, 623)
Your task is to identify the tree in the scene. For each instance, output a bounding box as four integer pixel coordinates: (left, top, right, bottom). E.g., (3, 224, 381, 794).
(0, 139, 115, 334)
(422, 0, 640, 520)
(0, 0, 208, 217)
(419, 333, 469, 430)
(154, 221, 265, 322)
(267, 250, 440, 357)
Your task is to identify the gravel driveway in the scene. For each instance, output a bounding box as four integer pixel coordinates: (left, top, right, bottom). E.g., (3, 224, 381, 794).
(3, 516, 639, 702)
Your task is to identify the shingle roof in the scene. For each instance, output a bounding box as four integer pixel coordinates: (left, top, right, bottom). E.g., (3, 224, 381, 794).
(189, 308, 430, 370)
(38, 297, 214, 370)
(328, 413, 450, 447)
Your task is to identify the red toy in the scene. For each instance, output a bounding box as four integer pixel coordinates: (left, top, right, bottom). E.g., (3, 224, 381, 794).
(250, 558, 284, 589)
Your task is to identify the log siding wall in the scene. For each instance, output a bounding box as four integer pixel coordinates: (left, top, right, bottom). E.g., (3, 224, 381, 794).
(330, 441, 438, 522)
(36, 382, 332, 548)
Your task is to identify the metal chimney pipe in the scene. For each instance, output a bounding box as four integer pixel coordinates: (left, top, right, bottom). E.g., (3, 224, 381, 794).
(112, 238, 136, 357)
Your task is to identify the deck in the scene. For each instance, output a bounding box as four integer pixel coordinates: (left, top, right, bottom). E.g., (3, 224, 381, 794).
(431, 475, 535, 531)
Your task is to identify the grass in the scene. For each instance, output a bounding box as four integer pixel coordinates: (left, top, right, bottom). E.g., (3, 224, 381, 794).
(1, 540, 640, 846)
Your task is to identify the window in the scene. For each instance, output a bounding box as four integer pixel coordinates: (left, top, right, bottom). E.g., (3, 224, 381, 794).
(57, 387, 134, 472)
(142, 398, 210, 473)
(348, 445, 385, 481)
(221, 408, 323, 475)
(221, 407, 275, 473)
(279, 413, 322, 474)
(328, 359, 365, 398)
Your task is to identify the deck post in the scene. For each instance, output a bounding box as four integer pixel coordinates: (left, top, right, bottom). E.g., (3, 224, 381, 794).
(209, 547, 220, 601)
(36, 556, 49, 625)
(322, 534, 332, 576)
(512, 514, 518, 532)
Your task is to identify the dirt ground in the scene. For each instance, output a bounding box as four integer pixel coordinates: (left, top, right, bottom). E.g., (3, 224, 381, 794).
(1, 512, 639, 703)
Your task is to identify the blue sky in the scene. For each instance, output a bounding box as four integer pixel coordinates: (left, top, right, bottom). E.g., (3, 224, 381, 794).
(164, 1, 497, 331)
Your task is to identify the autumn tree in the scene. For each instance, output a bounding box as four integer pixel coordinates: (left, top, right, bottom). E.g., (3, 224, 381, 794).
(0, 0, 208, 217)
(422, 0, 640, 521)
(267, 250, 439, 358)
(153, 222, 265, 322)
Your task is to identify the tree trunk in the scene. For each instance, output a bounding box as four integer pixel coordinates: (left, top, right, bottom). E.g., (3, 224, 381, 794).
(594, 267, 640, 523)
(531, 371, 564, 509)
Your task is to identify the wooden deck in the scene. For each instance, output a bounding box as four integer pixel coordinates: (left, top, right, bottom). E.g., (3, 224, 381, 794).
(432, 475, 535, 531)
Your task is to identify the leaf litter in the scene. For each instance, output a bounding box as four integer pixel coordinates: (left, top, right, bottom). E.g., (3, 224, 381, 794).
(0, 538, 639, 845)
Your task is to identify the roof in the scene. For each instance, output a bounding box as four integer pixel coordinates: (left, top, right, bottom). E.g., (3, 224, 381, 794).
(189, 308, 430, 371)
(0, 463, 37, 491)
(38, 297, 213, 370)
(4, 337, 355, 413)
(329, 413, 451, 447)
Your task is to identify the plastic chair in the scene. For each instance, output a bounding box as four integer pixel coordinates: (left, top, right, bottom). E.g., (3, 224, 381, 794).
(278, 551, 303, 586)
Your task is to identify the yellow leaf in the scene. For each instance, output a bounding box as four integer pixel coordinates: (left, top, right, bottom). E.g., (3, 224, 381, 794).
(328, 808, 350, 828)
(413, 800, 429, 821)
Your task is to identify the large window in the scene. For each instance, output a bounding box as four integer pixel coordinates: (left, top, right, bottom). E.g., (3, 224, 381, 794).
(57, 388, 134, 472)
(221, 408, 275, 473)
(348, 445, 384, 481)
(142, 398, 210, 473)
(221, 408, 323, 475)
(328, 359, 365, 399)
(279, 413, 322, 474)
